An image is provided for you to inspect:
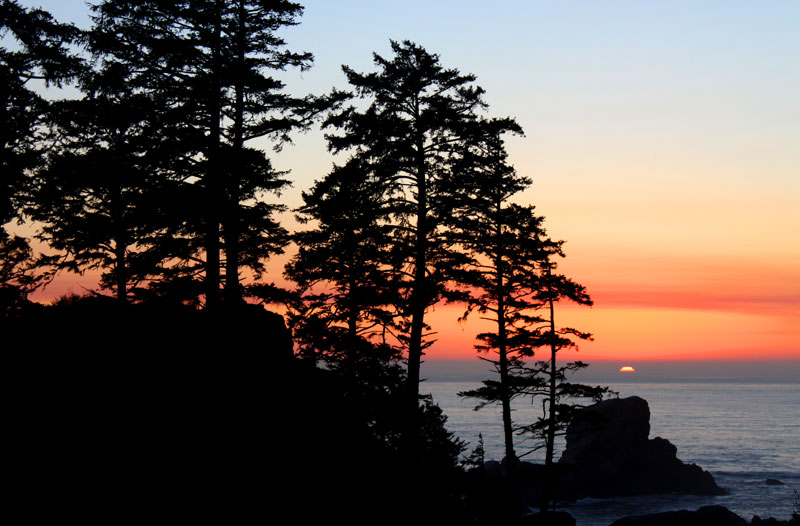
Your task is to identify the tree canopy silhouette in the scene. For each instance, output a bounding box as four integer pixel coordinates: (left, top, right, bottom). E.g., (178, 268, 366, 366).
(286, 155, 399, 364)
(1, 0, 81, 306)
(25, 75, 172, 304)
(1, 0, 81, 225)
(515, 246, 614, 513)
(458, 219, 613, 515)
(325, 39, 522, 418)
(89, 0, 327, 308)
(451, 138, 543, 471)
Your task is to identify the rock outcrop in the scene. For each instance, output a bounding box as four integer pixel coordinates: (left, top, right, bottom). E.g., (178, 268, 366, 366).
(557, 396, 726, 499)
(263, 308, 293, 359)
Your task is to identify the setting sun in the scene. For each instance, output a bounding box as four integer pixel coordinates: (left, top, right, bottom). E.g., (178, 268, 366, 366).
(619, 366, 636, 373)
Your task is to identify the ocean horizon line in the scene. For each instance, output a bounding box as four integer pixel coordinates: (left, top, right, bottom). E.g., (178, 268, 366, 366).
(420, 359, 800, 384)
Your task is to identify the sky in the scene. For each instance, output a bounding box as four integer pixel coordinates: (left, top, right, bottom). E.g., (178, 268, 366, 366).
(16, 1, 800, 362)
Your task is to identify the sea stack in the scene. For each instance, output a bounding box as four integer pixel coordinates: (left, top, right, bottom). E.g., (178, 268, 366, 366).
(557, 396, 727, 499)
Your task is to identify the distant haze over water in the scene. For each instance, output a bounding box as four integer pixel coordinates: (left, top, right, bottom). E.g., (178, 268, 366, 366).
(422, 359, 800, 384)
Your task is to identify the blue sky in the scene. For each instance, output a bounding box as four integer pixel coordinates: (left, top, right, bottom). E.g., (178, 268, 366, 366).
(14, 0, 800, 359)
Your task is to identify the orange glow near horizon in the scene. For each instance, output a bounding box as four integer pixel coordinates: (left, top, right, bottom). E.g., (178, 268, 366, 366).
(619, 366, 636, 373)
(9, 0, 800, 368)
(21, 152, 800, 364)
(28, 262, 800, 363)
(422, 296, 799, 362)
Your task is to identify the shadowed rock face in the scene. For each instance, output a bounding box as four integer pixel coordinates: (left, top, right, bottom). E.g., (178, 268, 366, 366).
(560, 396, 650, 466)
(257, 308, 293, 359)
(6, 300, 302, 521)
(557, 396, 726, 499)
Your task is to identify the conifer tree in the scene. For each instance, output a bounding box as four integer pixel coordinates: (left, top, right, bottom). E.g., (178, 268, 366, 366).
(458, 215, 612, 513)
(26, 88, 167, 304)
(455, 203, 552, 470)
(218, 0, 333, 303)
(0, 231, 40, 314)
(326, 40, 521, 415)
(450, 127, 535, 470)
(451, 128, 612, 512)
(515, 246, 613, 513)
(286, 156, 398, 364)
(90, 0, 323, 308)
(1, 0, 81, 301)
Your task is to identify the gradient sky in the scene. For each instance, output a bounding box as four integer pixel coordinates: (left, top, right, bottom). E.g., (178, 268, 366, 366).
(18, 1, 800, 361)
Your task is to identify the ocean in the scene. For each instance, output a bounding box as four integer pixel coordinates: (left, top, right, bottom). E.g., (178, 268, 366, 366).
(422, 360, 800, 525)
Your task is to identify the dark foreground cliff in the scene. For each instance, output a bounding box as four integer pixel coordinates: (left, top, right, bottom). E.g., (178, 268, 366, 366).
(6, 303, 792, 525)
(5, 301, 469, 525)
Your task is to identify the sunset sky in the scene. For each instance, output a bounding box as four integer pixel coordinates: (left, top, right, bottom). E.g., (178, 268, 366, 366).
(18, 1, 800, 362)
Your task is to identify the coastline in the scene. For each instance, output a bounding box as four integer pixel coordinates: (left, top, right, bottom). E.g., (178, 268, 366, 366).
(425, 377, 800, 525)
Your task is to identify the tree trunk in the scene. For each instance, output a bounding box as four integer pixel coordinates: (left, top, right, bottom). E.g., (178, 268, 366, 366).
(223, 0, 246, 305)
(406, 131, 427, 434)
(498, 333, 515, 468)
(110, 177, 127, 305)
(114, 237, 127, 305)
(495, 212, 516, 471)
(205, 2, 223, 312)
(541, 268, 558, 513)
(346, 270, 359, 349)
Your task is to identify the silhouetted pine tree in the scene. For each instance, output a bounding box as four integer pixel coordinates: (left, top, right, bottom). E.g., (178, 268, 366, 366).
(450, 129, 611, 513)
(455, 205, 556, 470)
(458, 211, 611, 514)
(325, 39, 521, 417)
(450, 129, 540, 473)
(0, 231, 39, 314)
(220, 0, 339, 303)
(284, 153, 470, 524)
(285, 156, 399, 364)
(24, 63, 176, 304)
(513, 247, 613, 513)
(462, 432, 485, 469)
(1, 0, 81, 303)
(90, 0, 323, 309)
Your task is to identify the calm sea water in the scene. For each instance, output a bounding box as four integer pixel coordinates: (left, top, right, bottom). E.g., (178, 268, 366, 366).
(422, 361, 800, 525)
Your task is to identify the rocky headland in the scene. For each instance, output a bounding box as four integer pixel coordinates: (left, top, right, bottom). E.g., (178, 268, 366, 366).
(467, 396, 730, 521)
